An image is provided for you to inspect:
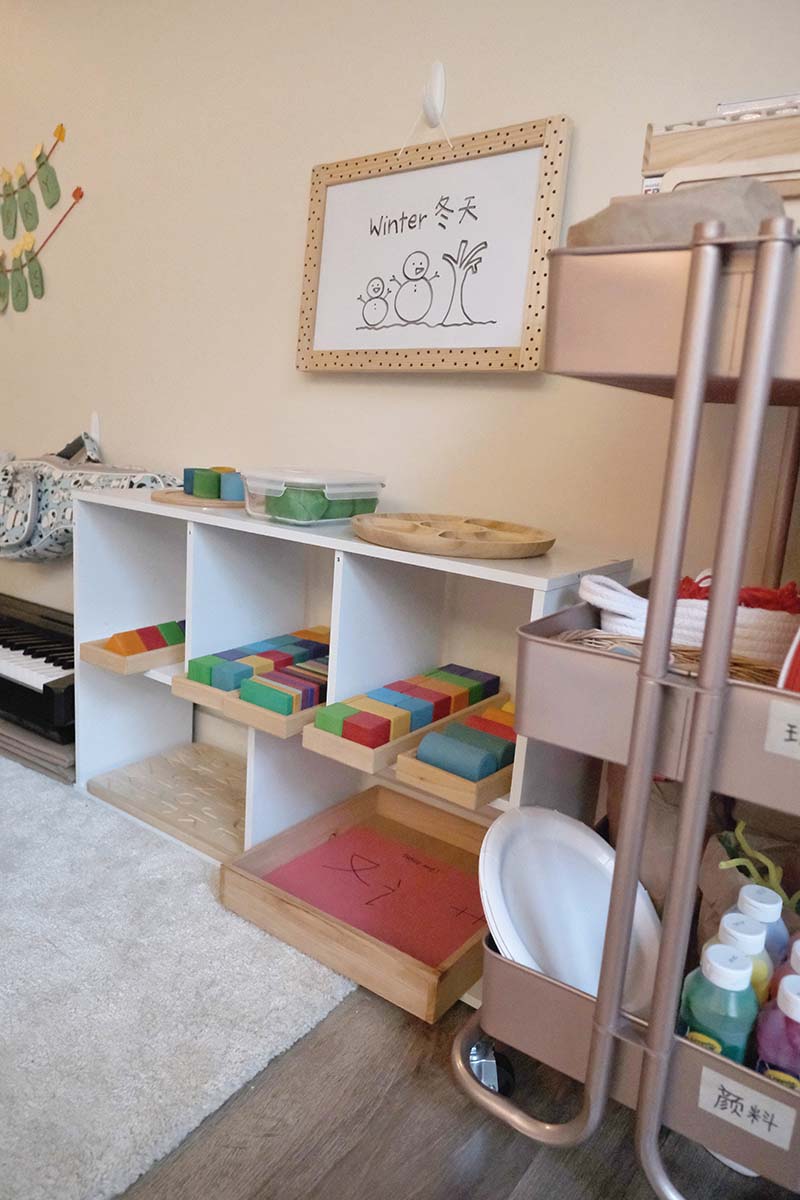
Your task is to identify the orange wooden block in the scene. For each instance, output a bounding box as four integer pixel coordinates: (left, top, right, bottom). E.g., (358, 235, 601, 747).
(104, 629, 148, 656)
(406, 675, 469, 712)
(290, 628, 330, 644)
(480, 707, 515, 728)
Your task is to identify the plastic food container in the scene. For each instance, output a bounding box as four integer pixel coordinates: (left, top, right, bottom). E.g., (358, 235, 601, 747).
(242, 468, 385, 525)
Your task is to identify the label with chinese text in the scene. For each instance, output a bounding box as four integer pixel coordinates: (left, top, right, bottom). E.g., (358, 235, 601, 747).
(699, 1066, 796, 1150)
(765, 698, 800, 761)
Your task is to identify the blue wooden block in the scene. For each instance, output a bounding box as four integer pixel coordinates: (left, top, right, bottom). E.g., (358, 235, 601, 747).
(177, 619, 186, 632)
(211, 661, 253, 691)
(220, 471, 245, 501)
(366, 687, 433, 731)
(417, 731, 496, 781)
(289, 639, 328, 658)
(214, 646, 252, 661)
(183, 468, 197, 495)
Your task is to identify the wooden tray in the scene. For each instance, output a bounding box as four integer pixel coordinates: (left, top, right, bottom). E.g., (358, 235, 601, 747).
(394, 747, 514, 811)
(222, 692, 322, 739)
(351, 513, 555, 559)
(301, 691, 509, 774)
(171, 673, 227, 711)
(151, 488, 245, 510)
(80, 639, 185, 676)
(220, 784, 489, 1022)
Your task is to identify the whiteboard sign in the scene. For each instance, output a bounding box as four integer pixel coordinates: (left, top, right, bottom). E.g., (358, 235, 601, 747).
(297, 118, 571, 372)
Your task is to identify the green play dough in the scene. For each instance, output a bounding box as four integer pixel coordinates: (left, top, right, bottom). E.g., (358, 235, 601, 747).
(266, 486, 329, 523)
(323, 499, 354, 519)
(193, 469, 221, 499)
(352, 498, 378, 515)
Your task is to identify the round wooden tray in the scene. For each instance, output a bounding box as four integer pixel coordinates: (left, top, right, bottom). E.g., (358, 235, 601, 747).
(351, 513, 556, 559)
(151, 488, 245, 510)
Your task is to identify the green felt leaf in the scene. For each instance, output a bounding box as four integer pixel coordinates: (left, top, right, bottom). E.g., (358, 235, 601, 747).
(34, 150, 60, 208)
(11, 258, 28, 312)
(2, 183, 17, 240)
(0, 272, 9, 313)
(16, 172, 39, 232)
(25, 251, 44, 299)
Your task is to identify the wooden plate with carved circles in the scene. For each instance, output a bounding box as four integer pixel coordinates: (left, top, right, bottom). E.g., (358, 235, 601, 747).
(351, 513, 556, 559)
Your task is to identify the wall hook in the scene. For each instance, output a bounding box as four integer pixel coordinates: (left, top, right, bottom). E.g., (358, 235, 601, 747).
(398, 62, 453, 158)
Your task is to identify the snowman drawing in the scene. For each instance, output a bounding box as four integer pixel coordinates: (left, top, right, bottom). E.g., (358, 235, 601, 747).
(390, 251, 439, 324)
(357, 276, 391, 327)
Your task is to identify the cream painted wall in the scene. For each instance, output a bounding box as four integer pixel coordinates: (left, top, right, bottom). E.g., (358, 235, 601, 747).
(2, 0, 799, 612)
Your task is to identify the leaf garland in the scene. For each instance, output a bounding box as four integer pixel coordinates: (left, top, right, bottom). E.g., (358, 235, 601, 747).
(0, 123, 65, 242)
(0, 187, 84, 315)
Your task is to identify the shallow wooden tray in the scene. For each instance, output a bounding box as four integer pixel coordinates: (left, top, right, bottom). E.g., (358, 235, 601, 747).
(352, 513, 555, 559)
(394, 747, 514, 811)
(220, 784, 488, 1022)
(151, 488, 245, 510)
(301, 691, 509, 774)
(171, 673, 227, 711)
(80, 638, 185, 676)
(222, 692, 322, 739)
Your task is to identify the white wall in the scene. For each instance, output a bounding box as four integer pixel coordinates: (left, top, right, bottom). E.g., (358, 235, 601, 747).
(2, 0, 799, 612)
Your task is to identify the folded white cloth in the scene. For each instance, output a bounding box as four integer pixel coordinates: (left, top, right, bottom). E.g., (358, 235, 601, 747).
(578, 572, 800, 669)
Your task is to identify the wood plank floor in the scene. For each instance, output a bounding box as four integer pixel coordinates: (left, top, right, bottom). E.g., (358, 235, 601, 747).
(124, 991, 793, 1200)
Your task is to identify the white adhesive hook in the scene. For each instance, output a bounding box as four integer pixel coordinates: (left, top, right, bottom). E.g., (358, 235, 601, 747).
(397, 61, 453, 157)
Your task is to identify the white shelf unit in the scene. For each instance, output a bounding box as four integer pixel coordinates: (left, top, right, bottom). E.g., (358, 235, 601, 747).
(74, 490, 632, 856)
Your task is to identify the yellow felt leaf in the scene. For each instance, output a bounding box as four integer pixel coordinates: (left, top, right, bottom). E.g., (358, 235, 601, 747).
(1, 167, 12, 184)
(14, 162, 25, 180)
(33, 142, 43, 159)
(21, 233, 35, 253)
(53, 123, 66, 143)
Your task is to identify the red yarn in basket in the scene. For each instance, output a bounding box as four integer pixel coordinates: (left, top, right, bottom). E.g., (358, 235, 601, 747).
(677, 578, 800, 614)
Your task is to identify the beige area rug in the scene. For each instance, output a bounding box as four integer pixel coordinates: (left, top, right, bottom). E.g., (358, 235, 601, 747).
(0, 758, 354, 1200)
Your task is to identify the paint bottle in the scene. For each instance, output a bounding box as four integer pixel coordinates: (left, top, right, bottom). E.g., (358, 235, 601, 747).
(725, 884, 789, 967)
(769, 939, 800, 1002)
(704, 913, 773, 1006)
(678, 944, 758, 1064)
(756, 976, 800, 1091)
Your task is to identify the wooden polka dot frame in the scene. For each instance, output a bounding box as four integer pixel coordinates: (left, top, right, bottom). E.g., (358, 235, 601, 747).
(296, 116, 572, 373)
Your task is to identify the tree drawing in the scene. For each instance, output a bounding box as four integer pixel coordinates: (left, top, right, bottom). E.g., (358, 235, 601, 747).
(441, 239, 488, 326)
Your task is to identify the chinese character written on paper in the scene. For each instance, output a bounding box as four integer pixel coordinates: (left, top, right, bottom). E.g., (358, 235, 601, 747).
(458, 195, 478, 223)
(785, 722, 799, 744)
(714, 1083, 745, 1118)
(435, 196, 454, 229)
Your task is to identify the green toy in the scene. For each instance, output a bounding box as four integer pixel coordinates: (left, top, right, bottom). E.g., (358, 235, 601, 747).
(267, 486, 329, 522)
(1, 172, 17, 240)
(15, 165, 39, 232)
(34, 144, 60, 208)
(11, 254, 28, 312)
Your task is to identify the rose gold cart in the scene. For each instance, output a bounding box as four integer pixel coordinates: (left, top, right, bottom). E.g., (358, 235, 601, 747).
(453, 218, 800, 1195)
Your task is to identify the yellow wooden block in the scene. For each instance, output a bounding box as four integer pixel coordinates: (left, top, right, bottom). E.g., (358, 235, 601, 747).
(501, 700, 515, 714)
(406, 675, 469, 712)
(291, 626, 330, 644)
(481, 707, 515, 728)
(345, 695, 411, 740)
(238, 655, 276, 675)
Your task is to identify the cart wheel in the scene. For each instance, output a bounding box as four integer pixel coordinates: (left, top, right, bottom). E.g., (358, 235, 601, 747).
(467, 1038, 515, 1096)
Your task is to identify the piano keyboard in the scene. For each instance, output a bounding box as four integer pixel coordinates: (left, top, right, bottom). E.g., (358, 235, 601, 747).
(0, 595, 74, 742)
(0, 625, 73, 691)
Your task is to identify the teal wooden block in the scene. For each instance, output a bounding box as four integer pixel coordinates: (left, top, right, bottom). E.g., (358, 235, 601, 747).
(211, 661, 253, 691)
(417, 731, 496, 781)
(444, 722, 515, 768)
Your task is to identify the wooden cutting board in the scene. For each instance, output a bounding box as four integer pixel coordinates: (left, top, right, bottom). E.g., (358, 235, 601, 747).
(351, 513, 555, 559)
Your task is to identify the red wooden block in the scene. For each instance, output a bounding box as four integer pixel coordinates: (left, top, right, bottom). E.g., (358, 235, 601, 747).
(386, 682, 450, 722)
(136, 625, 168, 651)
(257, 650, 293, 670)
(463, 715, 517, 742)
(342, 710, 392, 748)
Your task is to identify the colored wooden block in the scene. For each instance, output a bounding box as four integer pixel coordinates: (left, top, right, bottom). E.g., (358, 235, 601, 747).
(501, 700, 515, 714)
(290, 627, 330, 645)
(257, 649, 293, 670)
(342, 711, 392, 748)
(438, 665, 500, 697)
(136, 625, 168, 651)
(479, 707, 515, 728)
(210, 465, 236, 473)
(345, 695, 411, 740)
(264, 635, 297, 648)
(444, 722, 515, 767)
(157, 621, 186, 646)
(211, 661, 253, 691)
(417, 731, 496, 782)
(237, 655, 277, 675)
(463, 715, 517, 743)
(177, 620, 187, 633)
(366, 687, 433, 731)
(214, 646, 253, 661)
(386, 682, 451, 722)
(187, 654, 229, 685)
(104, 629, 148, 656)
(240, 676, 296, 715)
(289, 639, 328, 658)
(407, 675, 468, 712)
(427, 670, 483, 705)
(315, 702, 360, 735)
(193, 469, 221, 499)
(267, 669, 317, 709)
(284, 669, 322, 706)
(220, 472, 245, 501)
(183, 468, 197, 495)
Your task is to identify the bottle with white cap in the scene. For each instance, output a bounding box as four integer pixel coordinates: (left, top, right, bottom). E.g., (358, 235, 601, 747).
(725, 883, 789, 967)
(756, 976, 800, 1089)
(770, 938, 800, 1002)
(678, 943, 759, 1064)
(704, 912, 773, 1005)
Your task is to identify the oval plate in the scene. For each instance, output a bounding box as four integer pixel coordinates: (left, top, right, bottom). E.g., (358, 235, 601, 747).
(352, 513, 555, 559)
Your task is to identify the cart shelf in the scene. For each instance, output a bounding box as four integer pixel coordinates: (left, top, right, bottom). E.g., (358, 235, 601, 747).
(516, 600, 800, 815)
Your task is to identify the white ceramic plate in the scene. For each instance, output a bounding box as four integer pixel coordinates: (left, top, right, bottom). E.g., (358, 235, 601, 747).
(479, 807, 661, 1016)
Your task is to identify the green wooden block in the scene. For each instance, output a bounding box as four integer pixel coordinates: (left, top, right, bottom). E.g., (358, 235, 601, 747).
(280, 644, 311, 663)
(193, 469, 221, 499)
(187, 654, 227, 684)
(314, 702, 360, 736)
(157, 621, 185, 646)
(427, 670, 483, 705)
(240, 677, 293, 714)
(443, 722, 515, 768)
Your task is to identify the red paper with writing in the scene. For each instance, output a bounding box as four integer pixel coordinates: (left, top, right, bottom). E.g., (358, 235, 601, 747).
(263, 825, 484, 966)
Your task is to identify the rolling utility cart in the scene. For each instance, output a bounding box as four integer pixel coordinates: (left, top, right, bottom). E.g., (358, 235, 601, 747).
(453, 217, 800, 1195)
